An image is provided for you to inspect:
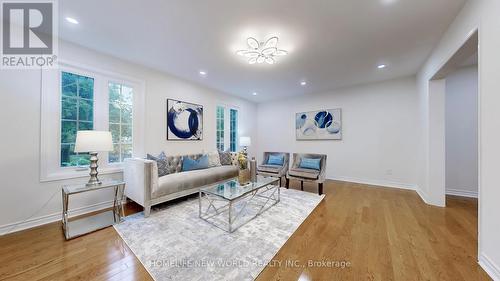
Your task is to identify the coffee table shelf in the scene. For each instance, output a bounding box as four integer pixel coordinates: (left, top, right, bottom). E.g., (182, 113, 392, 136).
(199, 176, 280, 233)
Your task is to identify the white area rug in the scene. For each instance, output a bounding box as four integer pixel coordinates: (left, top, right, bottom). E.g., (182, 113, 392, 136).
(114, 187, 324, 281)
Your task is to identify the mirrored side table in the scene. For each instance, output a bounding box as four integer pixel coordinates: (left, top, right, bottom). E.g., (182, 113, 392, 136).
(62, 180, 125, 240)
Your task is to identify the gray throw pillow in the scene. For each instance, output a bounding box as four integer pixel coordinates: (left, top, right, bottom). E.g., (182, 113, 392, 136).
(207, 151, 222, 167)
(218, 150, 233, 166)
(147, 152, 170, 177)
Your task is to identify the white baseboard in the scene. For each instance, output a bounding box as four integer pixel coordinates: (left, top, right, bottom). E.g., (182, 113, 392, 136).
(330, 176, 417, 191)
(479, 253, 500, 281)
(0, 200, 116, 236)
(446, 188, 478, 198)
(416, 187, 431, 204)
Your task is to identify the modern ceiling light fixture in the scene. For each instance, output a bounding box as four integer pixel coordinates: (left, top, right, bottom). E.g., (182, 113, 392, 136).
(236, 36, 288, 65)
(377, 64, 387, 69)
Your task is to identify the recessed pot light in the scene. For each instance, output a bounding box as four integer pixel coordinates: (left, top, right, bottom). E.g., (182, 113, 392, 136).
(300, 81, 307, 86)
(377, 64, 386, 69)
(65, 17, 79, 24)
(252, 92, 258, 96)
(199, 70, 207, 76)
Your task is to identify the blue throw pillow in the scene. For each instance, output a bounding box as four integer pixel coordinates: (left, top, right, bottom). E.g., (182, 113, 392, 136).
(267, 154, 284, 166)
(299, 158, 321, 170)
(182, 155, 209, 172)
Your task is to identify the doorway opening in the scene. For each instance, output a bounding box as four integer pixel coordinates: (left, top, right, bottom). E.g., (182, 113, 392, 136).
(428, 30, 478, 206)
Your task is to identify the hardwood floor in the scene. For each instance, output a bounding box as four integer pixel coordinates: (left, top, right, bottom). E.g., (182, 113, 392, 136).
(0, 180, 490, 281)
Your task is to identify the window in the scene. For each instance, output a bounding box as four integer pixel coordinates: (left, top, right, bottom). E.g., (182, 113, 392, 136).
(60, 72, 94, 167)
(41, 62, 145, 181)
(108, 83, 133, 163)
(230, 109, 238, 152)
(216, 105, 239, 152)
(216, 105, 225, 150)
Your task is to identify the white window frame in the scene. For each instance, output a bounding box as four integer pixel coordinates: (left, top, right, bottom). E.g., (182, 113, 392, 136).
(216, 103, 240, 152)
(40, 60, 145, 182)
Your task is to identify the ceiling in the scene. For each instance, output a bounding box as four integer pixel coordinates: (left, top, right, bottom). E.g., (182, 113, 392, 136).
(59, 0, 466, 102)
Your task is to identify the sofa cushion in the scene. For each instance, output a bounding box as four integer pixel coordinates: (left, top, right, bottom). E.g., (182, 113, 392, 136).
(218, 150, 233, 165)
(298, 157, 321, 170)
(288, 167, 320, 179)
(207, 151, 221, 167)
(258, 164, 281, 174)
(153, 165, 238, 198)
(267, 154, 284, 166)
(147, 152, 171, 177)
(182, 155, 209, 171)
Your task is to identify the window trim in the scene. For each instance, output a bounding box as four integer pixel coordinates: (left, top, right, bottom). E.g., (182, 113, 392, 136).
(40, 60, 145, 182)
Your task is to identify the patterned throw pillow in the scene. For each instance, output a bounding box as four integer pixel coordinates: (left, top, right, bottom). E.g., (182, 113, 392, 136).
(147, 152, 170, 177)
(218, 150, 233, 166)
(207, 151, 221, 167)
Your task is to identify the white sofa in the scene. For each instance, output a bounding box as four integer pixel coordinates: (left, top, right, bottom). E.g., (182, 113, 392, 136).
(124, 153, 238, 217)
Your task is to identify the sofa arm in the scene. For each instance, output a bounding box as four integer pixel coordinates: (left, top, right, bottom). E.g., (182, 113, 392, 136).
(318, 159, 327, 183)
(123, 158, 157, 208)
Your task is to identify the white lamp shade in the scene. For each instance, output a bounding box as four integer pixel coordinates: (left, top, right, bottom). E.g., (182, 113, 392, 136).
(74, 131, 114, 153)
(240, 136, 251, 147)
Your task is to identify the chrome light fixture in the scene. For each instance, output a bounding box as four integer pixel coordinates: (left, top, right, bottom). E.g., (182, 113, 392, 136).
(236, 36, 288, 65)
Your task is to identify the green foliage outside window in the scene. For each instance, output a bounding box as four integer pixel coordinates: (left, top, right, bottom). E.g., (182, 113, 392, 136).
(60, 71, 94, 167)
(108, 83, 133, 163)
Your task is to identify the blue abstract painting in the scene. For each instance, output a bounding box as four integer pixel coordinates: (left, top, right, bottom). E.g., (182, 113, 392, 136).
(296, 109, 342, 140)
(167, 99, 203, 140)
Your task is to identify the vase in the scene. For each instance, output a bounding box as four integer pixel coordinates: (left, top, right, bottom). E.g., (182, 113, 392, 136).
(238, 168, 250, 185)
(250, 157, 257, 182)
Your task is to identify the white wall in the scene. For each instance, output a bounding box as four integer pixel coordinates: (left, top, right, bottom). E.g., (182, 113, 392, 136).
(417, 0, 500, 278)
(257, 77, 419, 189)
(445, 66, 478, 198)
(0, 40, 257, 234)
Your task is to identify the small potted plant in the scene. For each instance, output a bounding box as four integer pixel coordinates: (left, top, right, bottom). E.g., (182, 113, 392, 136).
(237, 152, 250, 185)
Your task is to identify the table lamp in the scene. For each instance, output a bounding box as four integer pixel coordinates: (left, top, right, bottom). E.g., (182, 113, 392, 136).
(240, 136, 251, 155)
(74, 130, 113, 186)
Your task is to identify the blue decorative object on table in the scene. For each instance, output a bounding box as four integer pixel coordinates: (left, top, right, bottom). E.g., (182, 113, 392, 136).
(167, 99, 203, 140)
(299, 158, 321, 170)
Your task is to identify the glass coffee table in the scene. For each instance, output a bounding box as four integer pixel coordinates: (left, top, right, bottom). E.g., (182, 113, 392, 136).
(199, 176, 280, 233)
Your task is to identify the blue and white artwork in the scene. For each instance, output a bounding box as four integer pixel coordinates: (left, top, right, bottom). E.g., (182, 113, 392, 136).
(167, 99, 203, 140)
(296, 109, 342, 140)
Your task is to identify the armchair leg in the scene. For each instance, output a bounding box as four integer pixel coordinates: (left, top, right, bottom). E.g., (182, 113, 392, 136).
(318, 183, 323, 195)
(279, 177, 282, 187)
(301, 181, 304, 191)
(286, 178, 290, 189)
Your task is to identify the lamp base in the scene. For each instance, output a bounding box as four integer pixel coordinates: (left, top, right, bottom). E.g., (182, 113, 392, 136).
(86, 152, 102, 186)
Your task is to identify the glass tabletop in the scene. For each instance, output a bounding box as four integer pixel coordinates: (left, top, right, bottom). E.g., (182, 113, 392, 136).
(200, 176, 279, 200)
(63, 180, 125, 195)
